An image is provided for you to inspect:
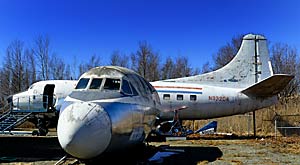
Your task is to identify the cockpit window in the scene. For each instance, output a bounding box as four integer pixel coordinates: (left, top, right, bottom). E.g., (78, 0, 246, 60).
(103, 78, 120, 90)
(121, 79, 132, 95)
(131, 85, 138, 95)
(89, 78, 103, 89)
(75, 78, 90, 89)
(145, 80, 156, 93)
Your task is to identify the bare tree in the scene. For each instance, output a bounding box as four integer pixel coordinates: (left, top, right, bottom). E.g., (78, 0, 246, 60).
(173, 56, 192, 78)
(33, 35, 51, 80)
(132, 41, 150, 78)
(0, 69, 5, 107)
(131, 41, 160, 81)
(65, 64, 72, 80)
(24, 49, 36, 88)
(50, 54, 66, 80)
(148, 52, 160, 81)
(192, 67, 201, 75)
(110, 50, 129, 68)
(79, 54, 101, 76)
(161, 56, 197, 79)
(212, 34, 244, 70)
(161, 57, 174, 80)
(270, 43, 299, 97)
(70, 55, 79, 80)
(201, 61, 212, 74)
(4, 40, 27, 94)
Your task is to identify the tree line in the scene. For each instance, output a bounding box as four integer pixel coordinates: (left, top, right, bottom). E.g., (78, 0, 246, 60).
(0, 34, 299, 107)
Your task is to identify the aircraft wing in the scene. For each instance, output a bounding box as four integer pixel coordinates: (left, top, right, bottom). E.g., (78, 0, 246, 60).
(241, 74, 294, 97)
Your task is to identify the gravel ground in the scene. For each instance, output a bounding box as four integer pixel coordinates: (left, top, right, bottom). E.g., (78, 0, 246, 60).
(150, 138, 300, 165)
(0, 135, 299, 165)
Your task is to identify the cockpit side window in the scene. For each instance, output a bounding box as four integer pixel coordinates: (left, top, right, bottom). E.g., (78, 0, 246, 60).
(75, 78, 90, 89)
(103, 78, 121, 90)
(121, 79, 132, 95)
(131, 85, 138, 96)
(89, 78, 103, 89)
(137, 76, 152, 95)
(145, 80, 156, 93)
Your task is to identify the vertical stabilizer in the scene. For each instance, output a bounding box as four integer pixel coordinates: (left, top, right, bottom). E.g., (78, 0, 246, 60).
(162, 34, 273, 88)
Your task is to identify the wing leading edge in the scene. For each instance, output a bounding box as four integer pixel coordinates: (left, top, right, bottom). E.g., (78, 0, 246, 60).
(241, 74, 294, 97)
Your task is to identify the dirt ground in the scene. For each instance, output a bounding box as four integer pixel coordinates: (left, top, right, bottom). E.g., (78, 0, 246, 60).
(0, 134, 300, 165)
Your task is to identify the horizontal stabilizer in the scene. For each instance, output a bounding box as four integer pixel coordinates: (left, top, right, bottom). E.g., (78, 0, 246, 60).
(242, 74, 294, 97)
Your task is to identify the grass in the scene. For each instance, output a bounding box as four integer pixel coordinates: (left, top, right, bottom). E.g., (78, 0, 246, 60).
(183, 96, 300, 137)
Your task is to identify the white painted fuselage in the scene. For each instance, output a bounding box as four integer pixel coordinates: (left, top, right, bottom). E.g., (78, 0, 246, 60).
(9, 80, 77, 112)
(151, 81, 277, 120)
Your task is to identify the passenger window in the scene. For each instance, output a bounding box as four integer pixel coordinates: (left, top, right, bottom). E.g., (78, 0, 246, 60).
(75, 78, 90, 89)
(121, 79, 132, 95)
(104, 78, 121, 90)
(89, 78, 103, 89)
(177, 94, 183, 100)
(163, 94, 170, 100)
(190, 95, 197, 101)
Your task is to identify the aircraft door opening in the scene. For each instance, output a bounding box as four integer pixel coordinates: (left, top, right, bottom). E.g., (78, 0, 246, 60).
(43, 84, 55, 110)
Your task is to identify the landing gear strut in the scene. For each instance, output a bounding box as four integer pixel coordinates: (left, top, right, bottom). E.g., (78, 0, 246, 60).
(148, 106, 193, 140)
(32, 118, 48, 136)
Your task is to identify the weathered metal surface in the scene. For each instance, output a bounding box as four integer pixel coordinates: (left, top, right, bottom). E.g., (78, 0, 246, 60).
(160, 34, 272, 88)
(56, 34, 294, 160)
(57, 66, 160, 159)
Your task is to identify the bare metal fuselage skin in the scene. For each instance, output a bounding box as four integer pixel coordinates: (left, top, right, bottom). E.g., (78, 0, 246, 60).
(61, 92, 158, 149)
(57, 66, 160, 159)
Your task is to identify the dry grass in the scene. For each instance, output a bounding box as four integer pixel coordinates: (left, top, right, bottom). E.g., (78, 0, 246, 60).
(184, 96, 300, 137)
(197, 160, 209, 165)
(258, 136, 300, 154)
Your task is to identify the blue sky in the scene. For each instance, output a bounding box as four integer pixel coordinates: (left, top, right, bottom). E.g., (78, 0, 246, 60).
(0, 0, 300, 69)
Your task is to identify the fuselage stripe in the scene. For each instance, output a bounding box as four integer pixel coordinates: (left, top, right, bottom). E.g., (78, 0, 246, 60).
(154, 86, 202, 90)
(156, 90, 203, 94)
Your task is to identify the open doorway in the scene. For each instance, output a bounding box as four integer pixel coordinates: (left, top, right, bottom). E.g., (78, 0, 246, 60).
(43, 84, 55, 110)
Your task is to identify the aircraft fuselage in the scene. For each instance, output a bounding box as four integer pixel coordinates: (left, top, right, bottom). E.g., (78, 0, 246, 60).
(152, 81, 278, 120)
(57, 66, 160, 159)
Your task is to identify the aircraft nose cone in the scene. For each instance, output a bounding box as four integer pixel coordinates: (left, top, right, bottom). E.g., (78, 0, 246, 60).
(57, 102, 111, 159)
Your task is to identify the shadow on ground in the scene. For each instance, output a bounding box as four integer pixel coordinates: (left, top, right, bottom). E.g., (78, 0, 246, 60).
(0, 136, 223, 165)
(0, 136, 64, 163)
(85, 144, 223, 165)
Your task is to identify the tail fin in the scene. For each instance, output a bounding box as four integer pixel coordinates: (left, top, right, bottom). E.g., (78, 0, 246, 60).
(163, 34, 273, 88)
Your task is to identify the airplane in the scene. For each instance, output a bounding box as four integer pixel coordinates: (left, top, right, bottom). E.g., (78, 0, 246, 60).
(58, 34, 292, 159)
(5, 80, 77, 135)
(8, 80, 77, 112)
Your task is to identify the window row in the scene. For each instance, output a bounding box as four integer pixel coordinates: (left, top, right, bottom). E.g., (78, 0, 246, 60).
(163, 94, 197, 101)
(75, 77, 138, 96)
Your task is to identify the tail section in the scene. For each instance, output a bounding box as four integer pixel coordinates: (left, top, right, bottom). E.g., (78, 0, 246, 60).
(163, 34, 273, 88)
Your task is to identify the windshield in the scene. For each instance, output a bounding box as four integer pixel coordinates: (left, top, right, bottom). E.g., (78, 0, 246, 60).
(75, 78, 90, 89)
(103, 78, 120, 90)
(89, 78, 103, 89)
